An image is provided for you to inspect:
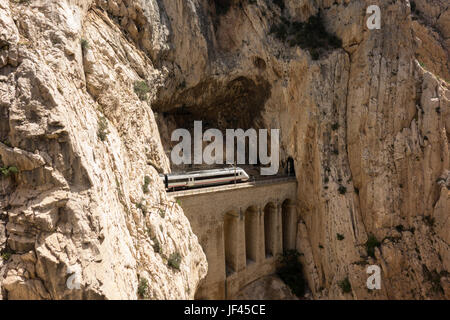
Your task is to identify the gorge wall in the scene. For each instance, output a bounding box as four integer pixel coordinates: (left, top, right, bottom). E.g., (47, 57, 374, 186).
(0, 0, 449, 300)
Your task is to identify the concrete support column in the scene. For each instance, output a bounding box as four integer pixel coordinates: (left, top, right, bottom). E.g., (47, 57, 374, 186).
(256, 206, 265, 264)
(275, 203, 283, 256)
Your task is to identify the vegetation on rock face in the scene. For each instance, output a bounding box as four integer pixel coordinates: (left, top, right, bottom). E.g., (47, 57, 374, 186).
(1, 252, 11, 261)
(0, 166, 18, 177)
(214, 0, 232, 15)
(137, 277, 149, 299)
(424, 215, 435, 228)
(142, 175, 151, 194)
(338, 277, 352, 294)
(338, 185, 347, 195)
(136, 201, 148, 216)
(277, 250, 306, 297)
(97, 116, 109, 141)
(152, 237, 161, 254)
(270, 12, 342, 60)
(134, 81, 150, 101)
(168, 252, 182, 271)
(214, 0, 269, 16)
(422, 265, 446, 294)
(80, 38, 89, 50)
(365, 234, 381, 258)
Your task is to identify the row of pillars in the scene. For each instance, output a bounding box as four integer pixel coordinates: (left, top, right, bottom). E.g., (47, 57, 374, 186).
(224, 200, 297, 276)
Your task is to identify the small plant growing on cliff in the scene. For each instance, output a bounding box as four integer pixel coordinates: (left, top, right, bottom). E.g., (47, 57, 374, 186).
(2, 139, 12, 147)
(338, 185, 347, 195)
(422, 265, 444, 294)
(277, 250, 306, 297)
(215, 0, 232, 16)
(97, 116, 109, 141)
(337, 233, 345, 241)
(424, 216, 435, 228)
(1, 252, 11, 261)
(0, 166, 18, 177)
(159, 209, 166, 218)
(152, 237, 161, 254)
(270, 12, 342, 60)
(168, 252, 182, 271)
(365, 234, 381, 258)
(80, 38, 89, 50)
(137, 277, 149, 299)
(134, 81, 150, 101)
(142, 175, 151, 194)
(338, 277, 352, 294)
(136, 201, 147, 216)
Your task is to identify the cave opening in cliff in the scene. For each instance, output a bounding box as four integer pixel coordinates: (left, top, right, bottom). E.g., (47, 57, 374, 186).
(154, 76, 272, 172)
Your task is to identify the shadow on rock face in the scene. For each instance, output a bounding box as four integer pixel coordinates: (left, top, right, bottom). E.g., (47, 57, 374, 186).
(154, 75, 271, 131)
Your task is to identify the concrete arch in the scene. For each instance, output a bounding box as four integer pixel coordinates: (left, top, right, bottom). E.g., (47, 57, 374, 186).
(220, 205, 241, 221)
(263, 202, 277, 258)
(244, 206, 259, 265)
(263, 197, 280, 208)
(282, 199, 297, 252)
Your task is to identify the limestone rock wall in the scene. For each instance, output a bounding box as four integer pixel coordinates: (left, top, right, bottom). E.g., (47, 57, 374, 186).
(144, 0, 449, 299)
(0, 0, 207, 300)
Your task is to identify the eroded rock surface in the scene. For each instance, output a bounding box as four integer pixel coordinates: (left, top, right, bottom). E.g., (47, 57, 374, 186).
(0, 0, 207, 300)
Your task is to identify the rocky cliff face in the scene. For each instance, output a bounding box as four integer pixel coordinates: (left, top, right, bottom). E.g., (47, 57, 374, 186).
(0, 0, 448, 300)
(0, 0, 207, 300)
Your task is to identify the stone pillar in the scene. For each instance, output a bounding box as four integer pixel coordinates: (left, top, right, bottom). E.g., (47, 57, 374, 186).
(275, 203, 283, 256)
(284, 203, 298, 251)
(256, 206, 265, 264)
(224, 211, 240, 274)
(237, 208, 247, 272)
(262, 203, 277, 259)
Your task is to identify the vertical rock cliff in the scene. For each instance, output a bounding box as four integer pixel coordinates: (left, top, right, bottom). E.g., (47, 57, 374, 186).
(0, 0, 207, 299)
